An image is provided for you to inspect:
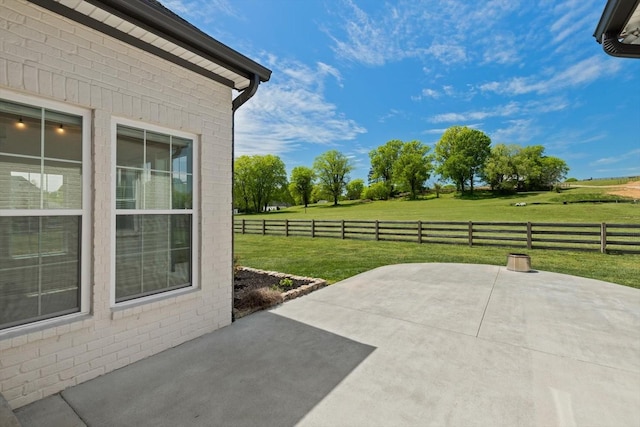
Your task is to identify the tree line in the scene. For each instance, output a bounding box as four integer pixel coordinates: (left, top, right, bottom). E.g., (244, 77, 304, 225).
(234, 125, 569, 212)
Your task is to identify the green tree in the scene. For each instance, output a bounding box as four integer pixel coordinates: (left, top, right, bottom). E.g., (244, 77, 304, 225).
(233, 154, 287, 213)
(289, 166, 315, 207)
(313, 150, 354, 206)
(369, 139, 402, 198)
(481, 143, 521, 192)
(392, 140, 433, 199)
(362, 182, 389, 200)
(435, 126, 491, 193)
(345, 179, 365, 200)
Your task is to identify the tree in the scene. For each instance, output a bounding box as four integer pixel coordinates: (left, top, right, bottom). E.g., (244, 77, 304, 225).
(481, 143, 521, 192)
(435, 126, 491, 193)
(362, 182, 389, 200)
(233, 154, 287, 213)
(481, 144, 569, 192)
(369, 139, 402, 198)
(345, 179, 365, 200)
(392, 140, 433, 199)
(313, 150, 354, 206)
(289, 166, 315, 207)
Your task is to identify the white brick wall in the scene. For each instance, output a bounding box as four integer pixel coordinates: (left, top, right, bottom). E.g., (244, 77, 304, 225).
(0, 0, 234, 408)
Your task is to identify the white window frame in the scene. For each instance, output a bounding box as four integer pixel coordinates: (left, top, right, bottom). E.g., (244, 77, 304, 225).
(0, 89, 91, 335)
(110, 117, 199, 308)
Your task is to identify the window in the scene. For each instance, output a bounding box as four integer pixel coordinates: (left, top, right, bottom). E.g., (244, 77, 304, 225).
(0, 96, 89, 330)
(113, 122, 196, 303)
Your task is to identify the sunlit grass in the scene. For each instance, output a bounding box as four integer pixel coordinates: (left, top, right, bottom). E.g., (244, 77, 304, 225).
(240, 189, 640, 223)
(235, 234, 640, 289)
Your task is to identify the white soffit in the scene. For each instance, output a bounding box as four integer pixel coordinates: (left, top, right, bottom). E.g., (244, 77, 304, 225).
(621, 3, 640, 44)
(55, 0, 251, 89)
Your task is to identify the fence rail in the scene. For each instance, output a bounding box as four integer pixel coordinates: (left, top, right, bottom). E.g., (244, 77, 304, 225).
(234, 219, 640, 254)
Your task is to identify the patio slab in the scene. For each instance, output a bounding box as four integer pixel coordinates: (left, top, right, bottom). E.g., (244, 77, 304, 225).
(15, 263, 640, 427)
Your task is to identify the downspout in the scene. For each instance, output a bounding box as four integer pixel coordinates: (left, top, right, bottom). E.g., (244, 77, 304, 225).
(230, 74, 260, 322)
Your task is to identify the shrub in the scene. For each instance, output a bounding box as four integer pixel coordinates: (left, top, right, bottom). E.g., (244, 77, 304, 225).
(271, 277, 295, 292)
(236, 288, 283, 311)
(363, 182, 390, 200)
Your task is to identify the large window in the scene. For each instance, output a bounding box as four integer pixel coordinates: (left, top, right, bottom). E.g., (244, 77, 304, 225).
(114, 123, 196, 303)
(0, 96, 88, 330)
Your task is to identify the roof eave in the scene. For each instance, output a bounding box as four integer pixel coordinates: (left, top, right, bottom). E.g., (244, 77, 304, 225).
(594, 0, 640, 58)
(26, 0, 272, 89)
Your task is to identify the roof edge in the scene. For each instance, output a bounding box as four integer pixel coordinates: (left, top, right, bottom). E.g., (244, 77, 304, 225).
(594, 0, 640, 43)
(88, 0, 271, 83)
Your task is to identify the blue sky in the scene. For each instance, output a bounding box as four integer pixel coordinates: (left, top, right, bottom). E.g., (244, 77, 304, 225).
(161, 0, 640, 183)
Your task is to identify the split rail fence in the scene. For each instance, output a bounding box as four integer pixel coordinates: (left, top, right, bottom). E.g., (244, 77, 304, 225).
(234, 219, 640, 254)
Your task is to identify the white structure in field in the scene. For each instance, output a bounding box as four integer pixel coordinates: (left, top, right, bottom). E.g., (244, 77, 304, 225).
(0, 0, 270, 409)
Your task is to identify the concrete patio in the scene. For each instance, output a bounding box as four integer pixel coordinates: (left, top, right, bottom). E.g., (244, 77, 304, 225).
(14, 263, 640, 426)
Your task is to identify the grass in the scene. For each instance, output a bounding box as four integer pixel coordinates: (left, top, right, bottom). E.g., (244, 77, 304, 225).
(235, 234, 640, 289)
(241, 188, 640, 223)
(569, 176, 639, 186)
(235, 186, 639, 290)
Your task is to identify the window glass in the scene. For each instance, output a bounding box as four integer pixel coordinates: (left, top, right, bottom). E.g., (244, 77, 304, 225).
(0, 216, 81, 329)
(0, 155, 41, 209)
(43, 160, 82, 209)
(44, 110, 82, 161)
(116, 126, 144, 169)
(145, 171, 171, 209)
(115, 124, 194, 303)
(0, 100, 41, 157)
(0, 97, 85, 330)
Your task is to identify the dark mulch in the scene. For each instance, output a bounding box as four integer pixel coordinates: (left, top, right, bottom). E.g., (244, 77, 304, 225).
(233, 269, 313, 311)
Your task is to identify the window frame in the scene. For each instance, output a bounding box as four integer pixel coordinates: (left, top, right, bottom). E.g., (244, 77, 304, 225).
(0, 89, 91, 334)
(110, 117, 199, 308)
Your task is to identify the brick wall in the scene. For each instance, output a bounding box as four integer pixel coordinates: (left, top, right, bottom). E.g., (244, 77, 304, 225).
(0, 0, 233, 408)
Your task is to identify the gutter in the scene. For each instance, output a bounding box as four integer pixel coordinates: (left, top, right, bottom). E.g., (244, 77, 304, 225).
(230, 74, 261, 321)
(594, 0, 640, 58)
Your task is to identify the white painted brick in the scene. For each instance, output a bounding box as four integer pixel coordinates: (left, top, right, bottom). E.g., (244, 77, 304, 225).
(38, 337, 73, 357)
(19, 354, 56, 373)
(7, 60, 22, 88)
(59, 362, 90, 381)
(73, 348, 102, 367)
(40, 358, 74, 378)
(0, 365, 19, 382)
(0, 346, 38, 368)
(2, 0, 234, 408)
(1, 370, 39, 392)
(8, 390, 43, 410)
(55, 344, 87, 363)
(75, 366, 104, 385)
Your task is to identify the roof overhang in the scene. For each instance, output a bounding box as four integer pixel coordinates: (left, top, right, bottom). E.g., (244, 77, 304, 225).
(594, 0, 640, 58)
(27, 0, 272, 89)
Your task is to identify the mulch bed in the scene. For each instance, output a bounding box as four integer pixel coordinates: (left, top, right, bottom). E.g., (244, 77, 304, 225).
(233, 267, 327, 319)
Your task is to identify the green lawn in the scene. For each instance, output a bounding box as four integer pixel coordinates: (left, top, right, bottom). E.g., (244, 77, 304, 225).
(235, 188, 639, 289)
(235, 234, 639, 289)
(240, 188, 640, 223)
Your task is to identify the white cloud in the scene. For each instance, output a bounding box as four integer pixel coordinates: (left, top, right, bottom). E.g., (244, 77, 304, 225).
(234, 57, 366, 157)
(326, 0, 526, 67)
(479, 56, 622, 95)
(490, 119, 538, 144)
(590, 149, 640, 166)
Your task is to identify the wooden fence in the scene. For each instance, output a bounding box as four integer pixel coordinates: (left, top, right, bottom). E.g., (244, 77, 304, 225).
(233, 219, 640, 254)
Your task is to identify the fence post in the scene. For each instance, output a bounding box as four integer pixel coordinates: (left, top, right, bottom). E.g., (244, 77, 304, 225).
(375, 220, 379, 241)
(242, 219, 245, 234)
(527, 222, 532, 249)
(311, 219, 315, 238)
(341, 220, 345, 239)
(417, 220, 422, 244)
(468, 221, 473, 247)
(262, 219, 266, 235)
(601, 222, 607, 254)
(285, 219, 289, 237)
